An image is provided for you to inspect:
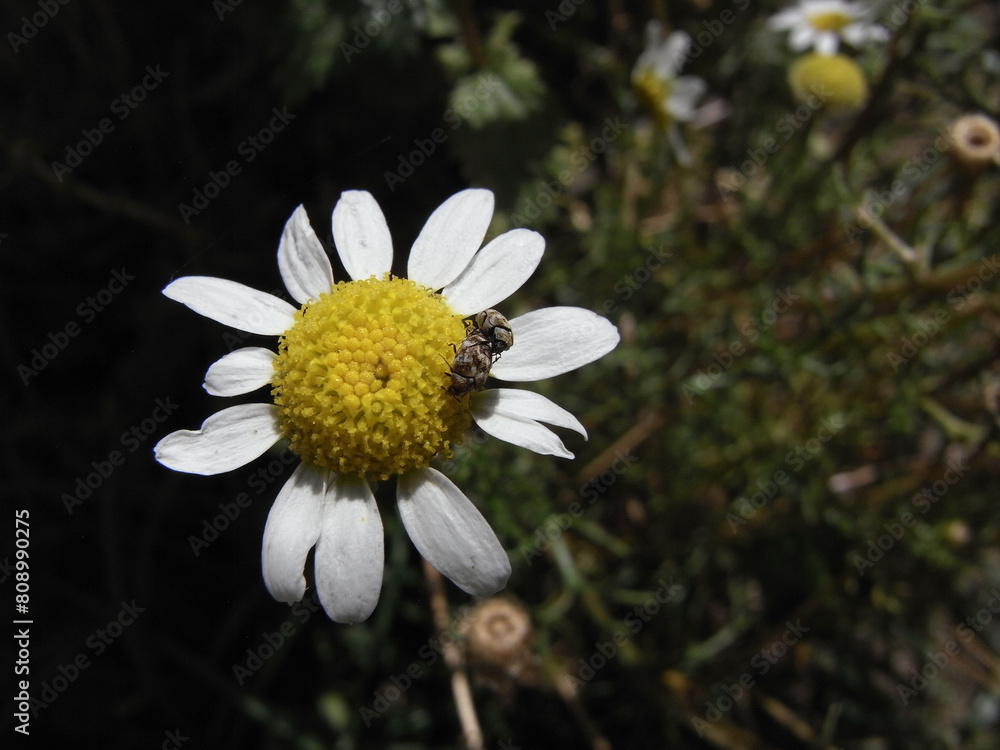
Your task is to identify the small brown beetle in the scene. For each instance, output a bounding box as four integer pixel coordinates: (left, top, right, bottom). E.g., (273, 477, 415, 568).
(472, 308, 514, 357)
(445, 330, 494, 396)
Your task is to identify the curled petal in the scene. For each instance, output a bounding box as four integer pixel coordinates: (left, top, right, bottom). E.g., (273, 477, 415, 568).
(153, 403, 282, 475)
(262, 462, 326, 603)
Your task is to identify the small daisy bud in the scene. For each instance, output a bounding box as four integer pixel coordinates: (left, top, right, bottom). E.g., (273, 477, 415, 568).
(461, 598, 534, 681)
(947, 113, 1000, 172)
(788, 53, 868, 111)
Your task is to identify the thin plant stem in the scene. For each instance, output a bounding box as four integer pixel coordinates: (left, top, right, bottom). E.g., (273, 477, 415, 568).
(423, 559, 484, 750)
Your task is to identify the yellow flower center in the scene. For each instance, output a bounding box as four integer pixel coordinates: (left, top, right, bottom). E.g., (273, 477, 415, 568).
(806, 11, 852, 31)
(632, 68, 672, 127)
(788, 52, 868, 111)
(271, 276, 470, 481)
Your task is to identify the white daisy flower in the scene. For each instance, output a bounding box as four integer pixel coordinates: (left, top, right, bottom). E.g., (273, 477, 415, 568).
(631, 22, 707, 126)
(154, 189, 620, 623)
(768, 0, 888, 56)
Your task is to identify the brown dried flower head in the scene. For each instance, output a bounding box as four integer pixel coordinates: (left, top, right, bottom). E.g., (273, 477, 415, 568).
(460, 597, 534, 681)
(948, 113, 1000, 171)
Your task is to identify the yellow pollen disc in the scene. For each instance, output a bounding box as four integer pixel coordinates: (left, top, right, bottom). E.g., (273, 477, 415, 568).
(806, 11, 852, 31)
(271, 276, 470, 481)
(632, 68, 673, 128)
(788, 52, 868, 111)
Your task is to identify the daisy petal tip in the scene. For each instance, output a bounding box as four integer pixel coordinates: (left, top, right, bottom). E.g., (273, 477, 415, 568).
(465, 557, 512, 597)
(266, 579, 306, 606)
(161, 277, 186, 299)
(324, 598, 378, 625)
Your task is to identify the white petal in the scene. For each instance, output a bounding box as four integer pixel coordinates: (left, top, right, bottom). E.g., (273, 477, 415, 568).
(471, 395, 575, 459)
(408, 189, 494, 290)
(789, 27, 816, 51)
(153, 403, 282, 475)
(314, 474, 384, 623)
(843, 23, 887, 45)
(442, 229, 545, 316)
(667, 76, 706, 122)
(277, 205, 334, 305)
(632, 21, 662, 76)
(473, 388, 587, 438)
(767, 8, 801, 31)
(655, 31, 692, 78)
(814, 31, 839, 55)
(163, 277, 296, 335)
(489, 307, 620, 382)
(203, 347, 276, 396)
(331, 191, 393, 281)
(397, 468, 510, 596)
(261, 462, 325, 604)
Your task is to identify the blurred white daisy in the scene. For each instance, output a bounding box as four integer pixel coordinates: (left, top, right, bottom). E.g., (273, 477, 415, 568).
(768, 0, 888, 56)
(631, 22, 707, 126)
(154, 189, 620, 623)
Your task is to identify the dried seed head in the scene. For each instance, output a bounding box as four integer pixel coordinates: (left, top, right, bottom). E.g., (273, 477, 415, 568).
(948, 113, 1000, 172)
(460, 598, 534, 681)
